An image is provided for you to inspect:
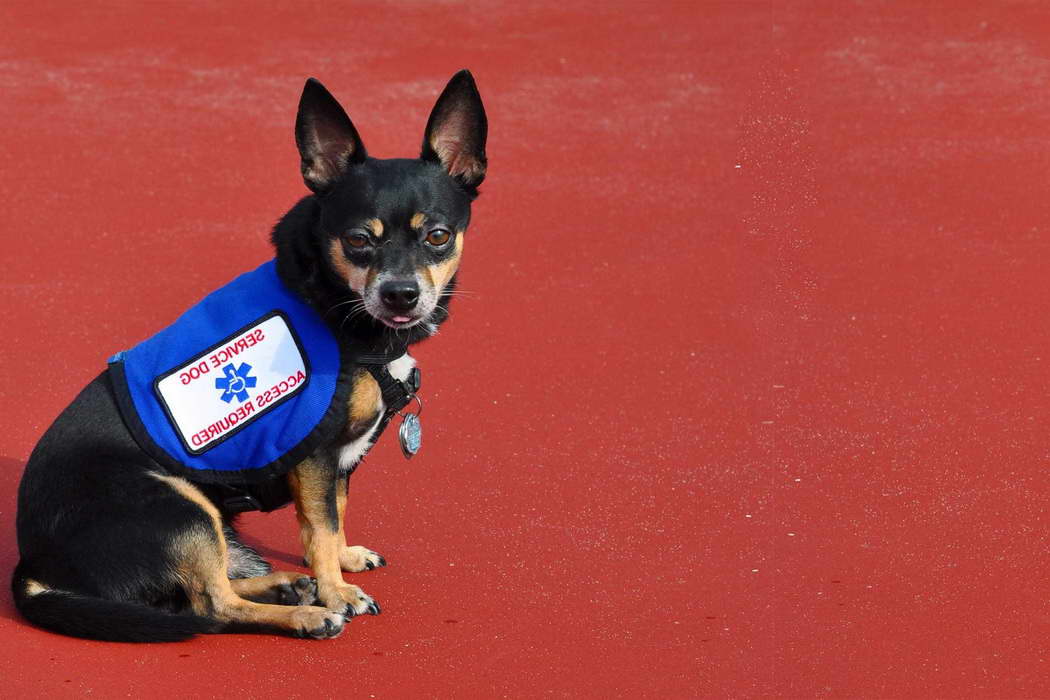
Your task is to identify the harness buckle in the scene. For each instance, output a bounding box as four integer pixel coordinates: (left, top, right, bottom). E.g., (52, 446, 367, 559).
(222, 493, 263, 513)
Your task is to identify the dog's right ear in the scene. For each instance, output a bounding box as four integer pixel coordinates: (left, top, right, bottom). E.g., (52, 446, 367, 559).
(421, 70, 487, 192)
(295, 78, 367, 193)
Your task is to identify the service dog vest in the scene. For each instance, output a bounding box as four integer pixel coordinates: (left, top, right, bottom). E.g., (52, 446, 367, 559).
(108, 260, 351, 485)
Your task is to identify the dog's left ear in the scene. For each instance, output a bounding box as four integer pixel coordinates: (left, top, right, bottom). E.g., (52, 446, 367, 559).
(295, 78, 367, 193)
(421, 70, 488, 191)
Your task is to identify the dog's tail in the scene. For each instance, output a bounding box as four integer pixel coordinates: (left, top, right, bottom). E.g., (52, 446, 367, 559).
(11, 560, 217, 642)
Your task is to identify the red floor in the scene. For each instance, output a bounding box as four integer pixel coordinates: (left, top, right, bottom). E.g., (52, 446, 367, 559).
(1, 1, 1047, 697)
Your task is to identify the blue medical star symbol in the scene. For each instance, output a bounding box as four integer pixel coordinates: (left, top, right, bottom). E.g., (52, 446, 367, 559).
(215, 362, 257, 403)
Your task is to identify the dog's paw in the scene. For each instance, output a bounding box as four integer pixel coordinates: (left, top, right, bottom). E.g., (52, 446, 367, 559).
(276, 576, 318, 606)
(291, 607, 345, 639)
(320, 583, 382, 617)
(339, 545, 387, 573)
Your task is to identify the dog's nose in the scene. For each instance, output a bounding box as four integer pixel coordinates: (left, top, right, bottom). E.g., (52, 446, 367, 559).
(379, 280, 420, 312)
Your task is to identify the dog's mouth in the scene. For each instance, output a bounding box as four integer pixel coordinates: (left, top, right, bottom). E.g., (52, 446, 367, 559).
(361, 277, 437, 330)
(377, 312, 425, 329)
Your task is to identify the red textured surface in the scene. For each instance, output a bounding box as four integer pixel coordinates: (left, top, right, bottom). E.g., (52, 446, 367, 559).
(0, 1, 1047, 697)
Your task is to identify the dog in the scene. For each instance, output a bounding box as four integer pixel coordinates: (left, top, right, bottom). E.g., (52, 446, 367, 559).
(11, 70, 487, 641)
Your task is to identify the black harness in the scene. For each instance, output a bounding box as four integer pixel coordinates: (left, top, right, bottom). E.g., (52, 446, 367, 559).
(212, 347, 421, 513)
(357, 349, 422, 439)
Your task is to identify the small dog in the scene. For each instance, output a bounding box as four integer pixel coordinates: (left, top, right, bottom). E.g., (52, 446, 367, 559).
(11, 71, 487, 641)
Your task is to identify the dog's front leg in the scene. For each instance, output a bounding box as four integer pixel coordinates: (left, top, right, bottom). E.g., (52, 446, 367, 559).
(289, 458, 381, 617)
(334, 474, 387, 572)
(299, 472, 386, 572)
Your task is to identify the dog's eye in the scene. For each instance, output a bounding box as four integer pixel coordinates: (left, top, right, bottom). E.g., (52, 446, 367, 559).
(345, 233, 371, 249)
(425, 229, 451, 247)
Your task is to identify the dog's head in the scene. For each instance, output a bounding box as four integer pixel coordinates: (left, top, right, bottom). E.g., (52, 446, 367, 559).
(292, 71, 487, 334)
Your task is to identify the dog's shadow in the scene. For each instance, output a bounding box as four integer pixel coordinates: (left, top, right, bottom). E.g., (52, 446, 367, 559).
(236, 531, 304, 569)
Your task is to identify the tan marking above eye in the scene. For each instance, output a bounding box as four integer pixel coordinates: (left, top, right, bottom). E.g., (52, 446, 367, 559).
(410, 213, 426, 230)
(366, 218, 384, 238)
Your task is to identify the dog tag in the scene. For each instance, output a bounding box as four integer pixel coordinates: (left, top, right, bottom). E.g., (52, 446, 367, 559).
(398, 413, 422, 458)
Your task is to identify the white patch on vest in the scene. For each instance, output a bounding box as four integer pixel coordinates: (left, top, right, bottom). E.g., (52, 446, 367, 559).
(337, 353, 415, 473)
(155, 314, 308, 454)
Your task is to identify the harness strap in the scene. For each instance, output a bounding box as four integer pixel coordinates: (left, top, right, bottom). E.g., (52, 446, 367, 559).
(356, 344, 420, 417)
(214, 346, 420, 513)
(210, 479, 293, 513)
(365, 364, 417, 415)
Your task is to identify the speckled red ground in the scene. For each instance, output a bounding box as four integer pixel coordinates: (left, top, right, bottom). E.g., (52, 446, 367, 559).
(0, 2, 1047, 697)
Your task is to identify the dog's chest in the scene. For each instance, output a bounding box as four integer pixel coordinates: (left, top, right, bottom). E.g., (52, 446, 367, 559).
(336, 354, 415, 472)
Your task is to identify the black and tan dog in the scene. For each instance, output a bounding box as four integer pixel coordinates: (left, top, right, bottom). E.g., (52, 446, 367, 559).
(11, 71, 487, 641)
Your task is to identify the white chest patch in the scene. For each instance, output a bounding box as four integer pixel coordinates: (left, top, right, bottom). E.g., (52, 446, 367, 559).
(336, 353, 416, 472)
(386, 353, 416, 383)
(154, 313, 307, 454)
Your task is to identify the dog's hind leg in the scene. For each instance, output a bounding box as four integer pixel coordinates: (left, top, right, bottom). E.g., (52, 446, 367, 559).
(230, 572, 318, 605)
(224, 525, 272, 579)
(154, 474, 344, 638)
(222, 527, 317, 605)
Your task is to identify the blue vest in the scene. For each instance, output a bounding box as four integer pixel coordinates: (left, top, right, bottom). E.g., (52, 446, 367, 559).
(108, 260, 350, 485)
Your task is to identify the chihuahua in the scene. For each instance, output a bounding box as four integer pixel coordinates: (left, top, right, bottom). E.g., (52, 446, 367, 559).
(12, 70, 487, 641)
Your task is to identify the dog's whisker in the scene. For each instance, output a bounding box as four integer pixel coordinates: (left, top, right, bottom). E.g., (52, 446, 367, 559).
(324, 297, 364, 318)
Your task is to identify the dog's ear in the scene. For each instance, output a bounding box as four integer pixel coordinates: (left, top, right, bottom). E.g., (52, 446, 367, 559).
(421, 70, 488, 191)
(295, 78, 367, 193)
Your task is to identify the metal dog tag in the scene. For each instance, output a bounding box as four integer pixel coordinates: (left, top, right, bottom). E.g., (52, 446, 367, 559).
(398, 413, 422, 458)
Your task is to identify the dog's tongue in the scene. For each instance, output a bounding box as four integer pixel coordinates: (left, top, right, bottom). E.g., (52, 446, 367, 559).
(393, 316, 411, 323)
